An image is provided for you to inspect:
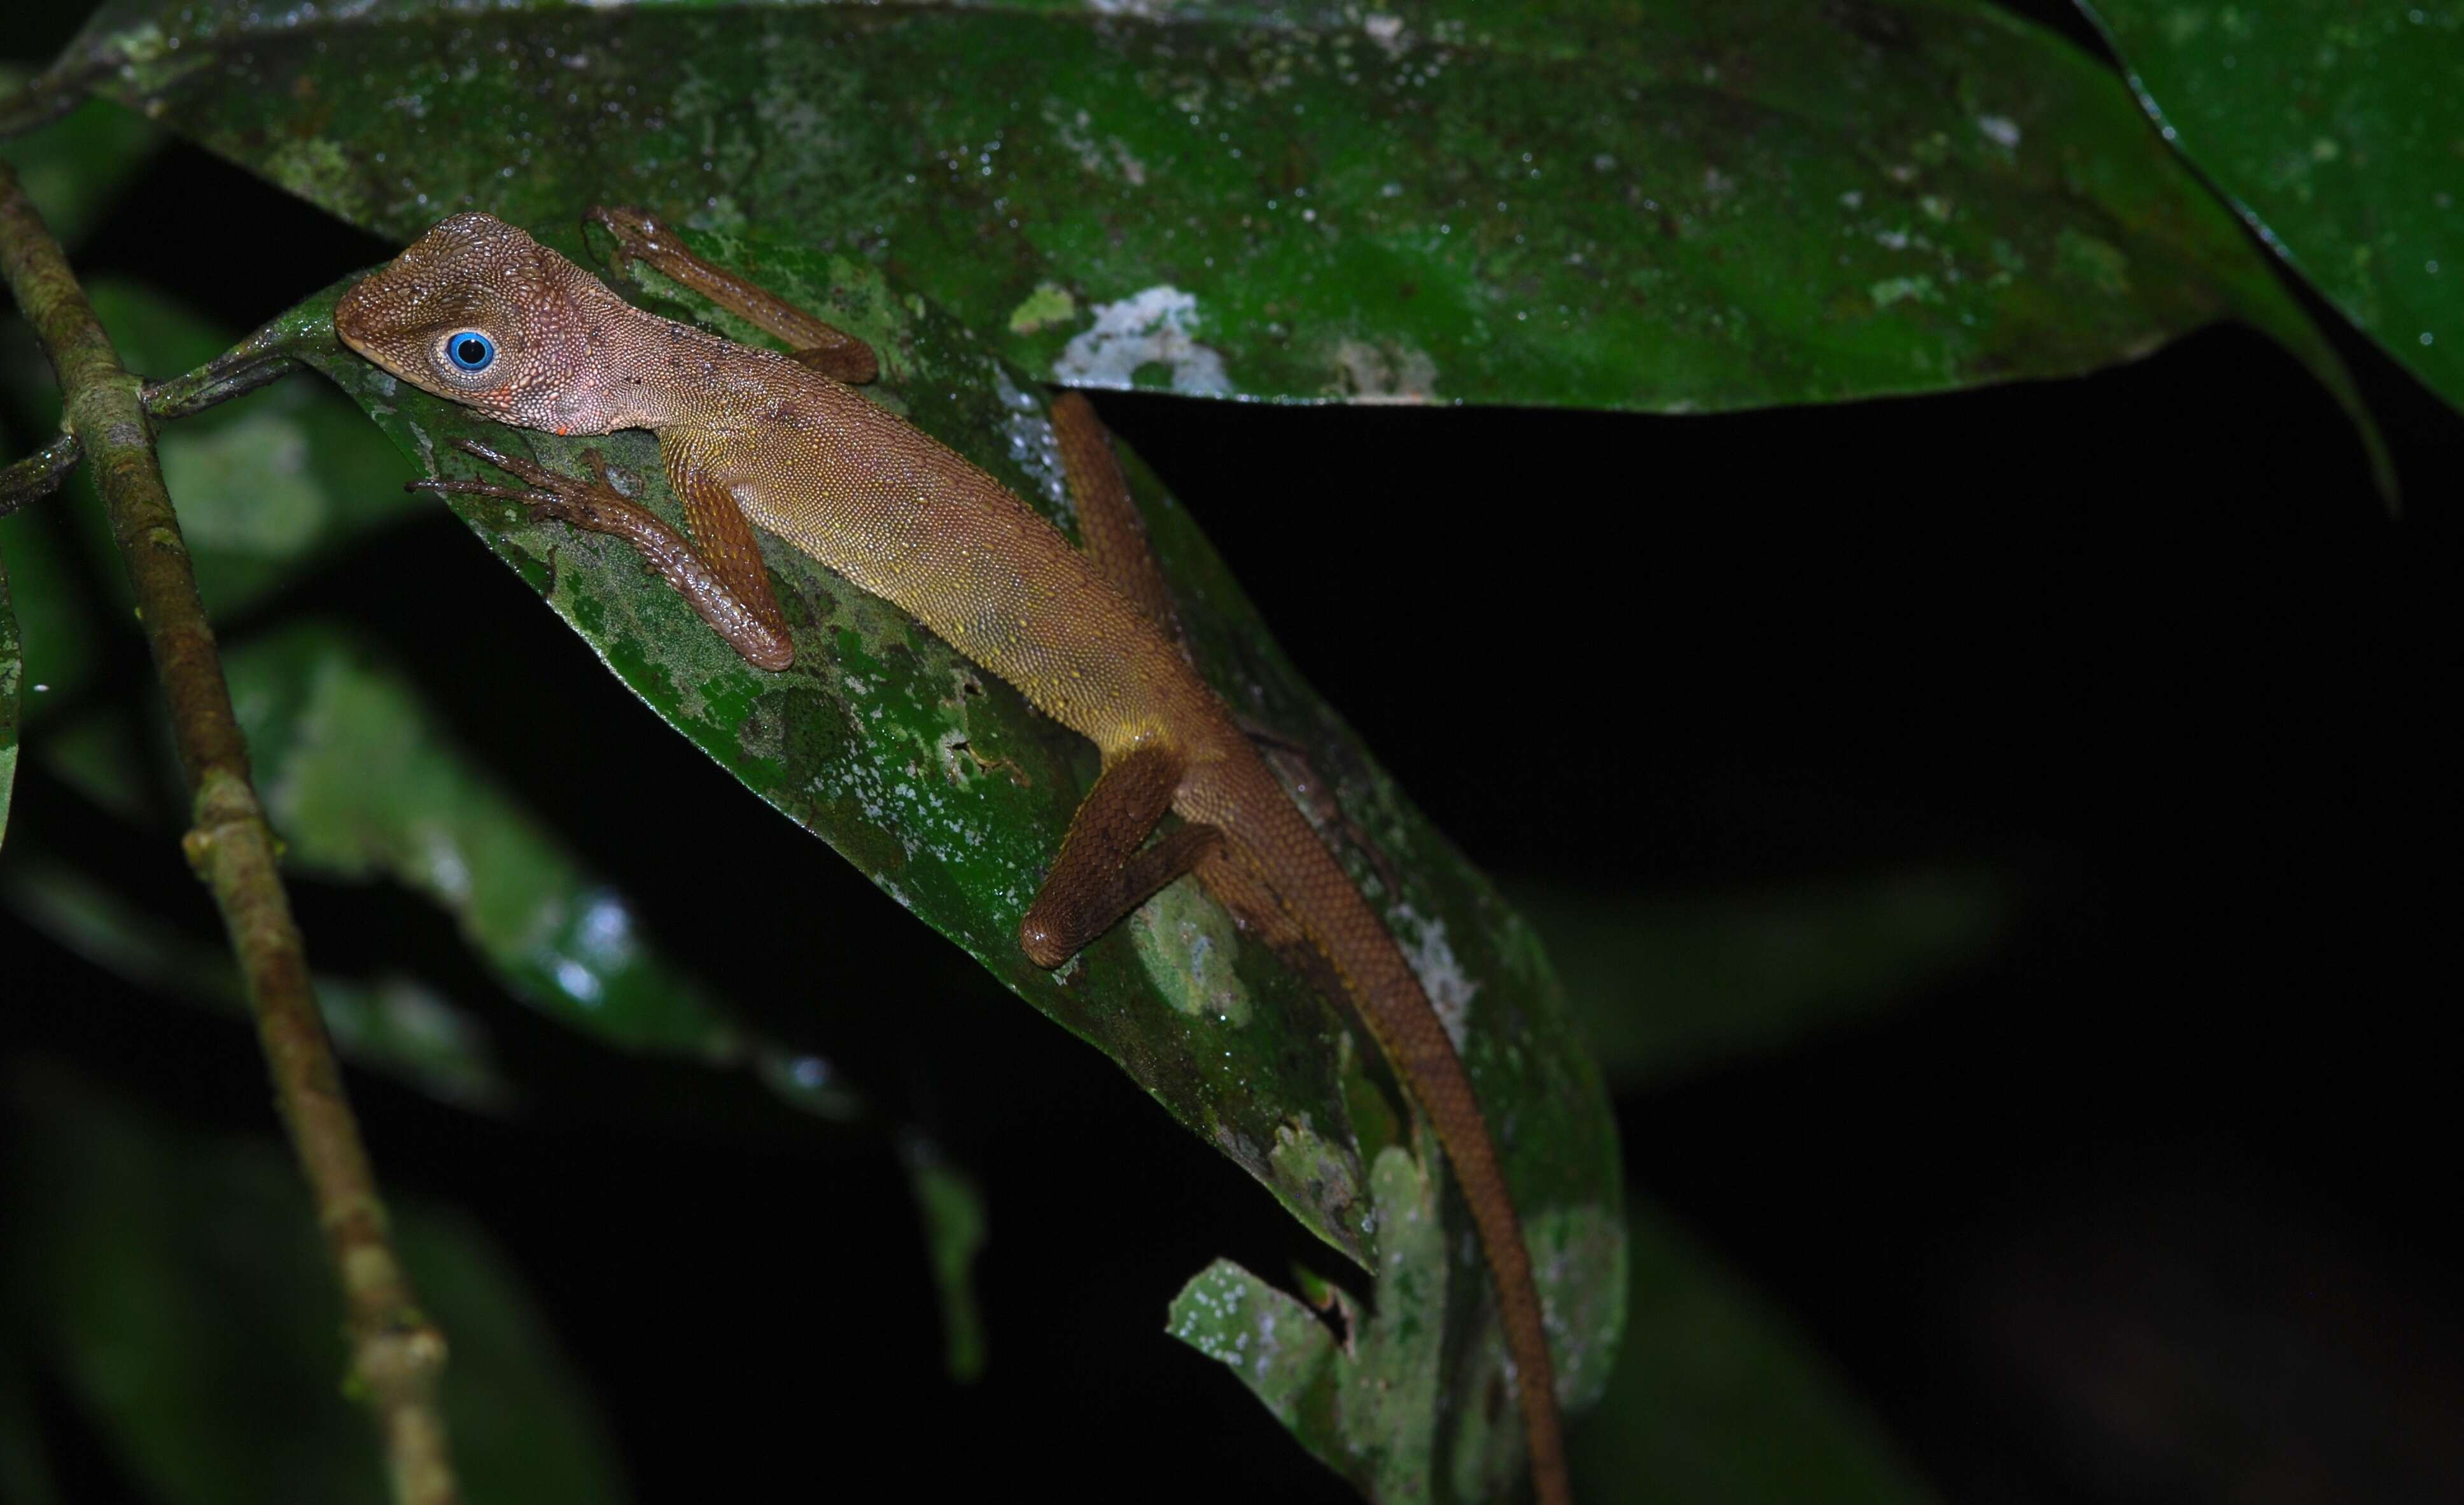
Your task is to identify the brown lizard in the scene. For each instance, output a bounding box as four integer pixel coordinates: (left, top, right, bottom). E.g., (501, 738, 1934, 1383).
(334, 208, 1569, 1503)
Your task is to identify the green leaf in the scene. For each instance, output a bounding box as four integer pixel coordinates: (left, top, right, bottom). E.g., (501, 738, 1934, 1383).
(169, 221, 1622, 1483)
(1518, 864, 2017, 1090)
(2076, 0, 2464, 414)
(2, 1068, 630, 1505)
(57, 0, 2366, 420)
(1568, 1201, 1937, 1504)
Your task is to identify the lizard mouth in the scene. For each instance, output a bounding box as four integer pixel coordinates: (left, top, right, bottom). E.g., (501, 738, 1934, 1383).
(331, 275, 384, 356)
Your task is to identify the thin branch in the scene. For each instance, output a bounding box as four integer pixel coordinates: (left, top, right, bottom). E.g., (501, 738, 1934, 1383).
(0, 431, 77, 517)
(147, 344, 308, 419)
(0, 158, 464, 1505)
(0, 346, 315, 514)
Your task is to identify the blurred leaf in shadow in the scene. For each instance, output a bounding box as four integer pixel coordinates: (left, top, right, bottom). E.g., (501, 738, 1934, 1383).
(0, 1348, 62, 1505)
(223, 622, 749, 1063)
(22, 620, 879, 1116)
(1571, 1201, 1937, 1503)
(901, 1132, 990, 1385)
(0, 81, 162, 249)
(0, 1067, 629, 1505)
(1, 846, 510, 1112)
(1515, 865, 2016, 1089)
(0, 276, 425, 716)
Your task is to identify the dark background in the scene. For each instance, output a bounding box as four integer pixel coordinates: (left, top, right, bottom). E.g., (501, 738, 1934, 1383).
(4, 3, 2458, 1502)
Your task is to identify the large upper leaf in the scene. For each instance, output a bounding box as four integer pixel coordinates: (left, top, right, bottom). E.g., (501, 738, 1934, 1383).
(50, 0, 2368, 433)
(2077, 0, 2464, 414)
(164, 218, 1622, 1487)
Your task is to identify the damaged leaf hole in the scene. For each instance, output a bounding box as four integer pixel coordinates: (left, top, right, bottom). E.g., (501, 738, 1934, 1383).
(937, 727, 1026, 786)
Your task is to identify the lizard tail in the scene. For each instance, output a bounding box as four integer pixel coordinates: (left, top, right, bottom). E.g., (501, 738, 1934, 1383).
(1224, 788, 1571, 1505)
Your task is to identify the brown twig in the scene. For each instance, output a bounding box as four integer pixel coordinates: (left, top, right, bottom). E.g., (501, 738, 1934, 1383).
(0, 158, 464, 1505)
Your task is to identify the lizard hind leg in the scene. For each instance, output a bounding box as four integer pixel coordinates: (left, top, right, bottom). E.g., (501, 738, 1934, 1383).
(1020, 743, 1221, 969)
(588, 204, 881, 385)
(1049, 390, 1187, 654)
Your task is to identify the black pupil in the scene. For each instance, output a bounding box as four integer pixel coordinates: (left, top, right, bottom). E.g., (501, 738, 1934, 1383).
(455, 336, 488, 367)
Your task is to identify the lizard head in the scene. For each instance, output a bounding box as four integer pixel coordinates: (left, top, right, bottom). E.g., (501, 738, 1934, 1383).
(336, 211, 646, 436)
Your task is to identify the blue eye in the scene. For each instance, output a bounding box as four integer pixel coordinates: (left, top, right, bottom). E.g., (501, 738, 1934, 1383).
(444, 330, 496, 372)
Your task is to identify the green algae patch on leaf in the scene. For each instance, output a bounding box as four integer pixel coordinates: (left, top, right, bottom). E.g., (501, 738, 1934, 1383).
(2078, 0, 2464, 417)
(193, 220, 1618, 1488)
(53, 0, 2363, 424)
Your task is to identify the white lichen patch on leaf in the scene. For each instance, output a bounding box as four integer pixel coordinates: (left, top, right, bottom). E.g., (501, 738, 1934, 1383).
(1128, 874, 1252, 1024)
(1525, 1201, 1630, 1409)
(1329, 337, 1442, 403)
(1053, 286, 1232, 395)
(1269, 1119, 1366, 1247)
(1870, 274, 1941, 308)
(1388, 903, 1478, 1049)
(990, 364, 1070, 515)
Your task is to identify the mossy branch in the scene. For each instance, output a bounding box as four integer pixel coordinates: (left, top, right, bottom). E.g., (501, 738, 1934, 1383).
(0, 158, 464, 1505)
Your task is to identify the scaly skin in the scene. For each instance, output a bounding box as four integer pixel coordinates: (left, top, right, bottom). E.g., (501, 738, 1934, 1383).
(335, 213, 1567, 1504)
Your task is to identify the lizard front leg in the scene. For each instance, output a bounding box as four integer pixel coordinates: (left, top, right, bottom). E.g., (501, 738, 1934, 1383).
(412, 438, 796, 671)
(590, 205, 880, 386)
